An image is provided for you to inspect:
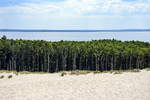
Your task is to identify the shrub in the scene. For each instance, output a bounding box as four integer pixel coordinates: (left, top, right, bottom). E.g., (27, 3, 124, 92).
(8, 75, 13, 79)
(113, 71, 122, 74)
(93, 71, 102, 74)
(61, 72, 67, 77)
(0, 75, 4, 79)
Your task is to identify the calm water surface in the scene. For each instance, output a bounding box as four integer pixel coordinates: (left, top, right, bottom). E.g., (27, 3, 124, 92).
(0, 32, 150, 42)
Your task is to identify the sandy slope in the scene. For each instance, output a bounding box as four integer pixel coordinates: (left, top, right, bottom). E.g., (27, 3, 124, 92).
(0, 70, 150, 100)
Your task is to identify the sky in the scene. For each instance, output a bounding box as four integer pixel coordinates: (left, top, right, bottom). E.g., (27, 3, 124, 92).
(0, 0, 150, 29)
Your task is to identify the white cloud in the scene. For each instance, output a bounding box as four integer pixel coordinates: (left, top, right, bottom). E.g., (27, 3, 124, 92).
(0, 3, 60, 15)
(0, 0, 150, 17)
(0, 0, 150, 29)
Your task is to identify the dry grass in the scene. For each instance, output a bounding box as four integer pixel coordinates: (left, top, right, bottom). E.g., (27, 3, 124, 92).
(129, 69, 140, 72)
(113, 71, 123, 74)
(70, 70, 91, 75)
(146, 68, 150, 71)
(0, 70, 49, 75)
(0, 68, 143, 76)
(0, 70, 15, 73)
(93, 71, 102, 74)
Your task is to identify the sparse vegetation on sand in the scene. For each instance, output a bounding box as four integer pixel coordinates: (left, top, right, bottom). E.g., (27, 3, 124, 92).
(60, 71, 67, 77)
(0, 69, 143, 77)
(70, 70, 91, 75)
(0, 70, 49, 75)
(59, 69, 142, 76)
(0, 75, 4, 79)
(8, 75, 13, 79)
(146, 68, 150, 71)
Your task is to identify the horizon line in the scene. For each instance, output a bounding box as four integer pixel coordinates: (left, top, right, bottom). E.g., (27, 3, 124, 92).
(0, 29, 150, 32)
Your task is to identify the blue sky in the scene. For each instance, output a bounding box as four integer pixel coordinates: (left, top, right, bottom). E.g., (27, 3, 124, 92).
(0, 0, 150, 29)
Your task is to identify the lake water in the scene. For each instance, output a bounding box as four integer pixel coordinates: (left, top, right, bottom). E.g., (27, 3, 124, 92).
(0, 32, 150, 42)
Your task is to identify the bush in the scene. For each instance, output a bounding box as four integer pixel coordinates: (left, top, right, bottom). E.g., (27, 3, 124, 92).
(61, 72, 67, 77)
(8, 75, 13, 79)
(93, 71, 102, 74)
(113, 71, 122, 74)
(0, 75, 4, 79)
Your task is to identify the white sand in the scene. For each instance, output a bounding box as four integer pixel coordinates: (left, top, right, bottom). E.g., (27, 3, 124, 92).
(0, 70, 150, 100)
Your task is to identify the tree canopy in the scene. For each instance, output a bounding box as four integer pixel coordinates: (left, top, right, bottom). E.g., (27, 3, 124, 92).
(0, 35, 150, 72)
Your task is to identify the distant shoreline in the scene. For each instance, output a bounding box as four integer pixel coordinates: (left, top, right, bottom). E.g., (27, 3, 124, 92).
(0, 29, 150, 32)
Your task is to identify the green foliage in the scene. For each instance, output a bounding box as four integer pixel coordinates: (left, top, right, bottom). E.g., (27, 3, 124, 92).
(8, 75, 13, 79)
(93, 71, 102, 74)
(1, 35, 7, 40)
(60, 72, 67, 77)
(113, 71, 122, 74)
(0, 75, 4, 79)
(0, 36, 150, 73)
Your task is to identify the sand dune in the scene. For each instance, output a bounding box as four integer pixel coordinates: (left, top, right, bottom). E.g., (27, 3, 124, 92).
(0, 70, 150, 100)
